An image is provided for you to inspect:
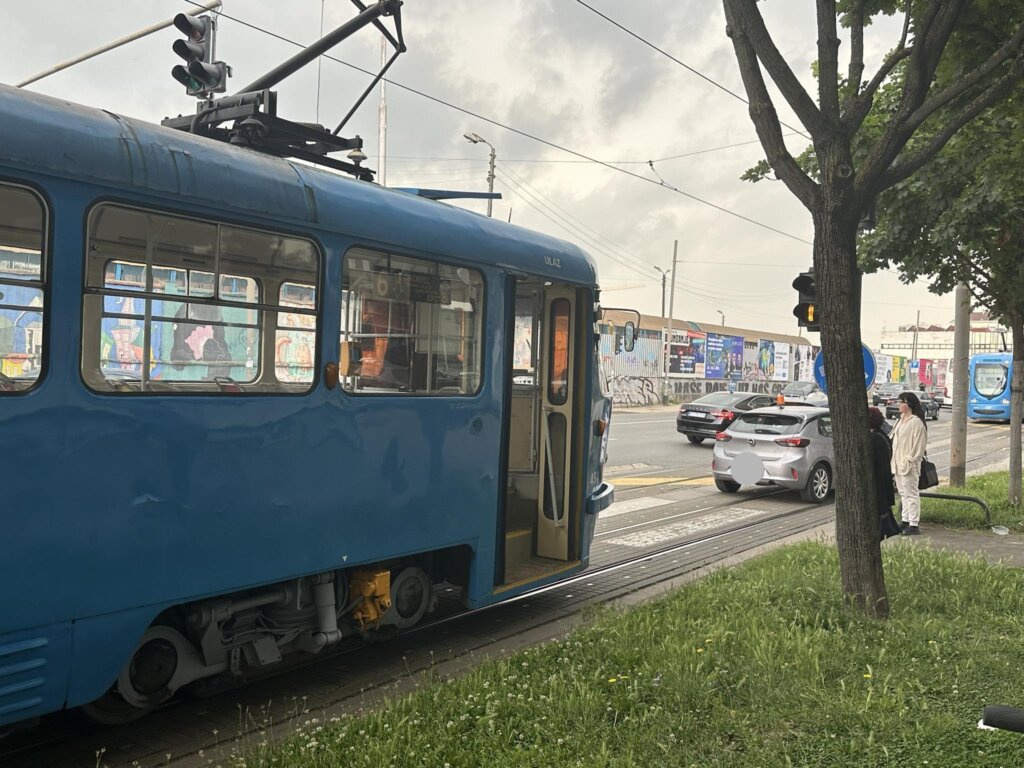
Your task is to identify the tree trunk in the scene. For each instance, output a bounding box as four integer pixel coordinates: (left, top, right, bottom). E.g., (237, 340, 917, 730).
(1010, 318, 1023, 506)
(813, 154, 889, 619)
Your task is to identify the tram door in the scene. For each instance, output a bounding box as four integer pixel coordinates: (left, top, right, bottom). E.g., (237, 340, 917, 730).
(536, 285, 577, 560)
(504, 279, 579, 583)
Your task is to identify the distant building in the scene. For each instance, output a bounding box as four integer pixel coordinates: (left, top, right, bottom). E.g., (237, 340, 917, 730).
(878, 310, 1011, 361)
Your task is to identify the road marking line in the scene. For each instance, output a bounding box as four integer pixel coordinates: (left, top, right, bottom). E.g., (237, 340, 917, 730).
(605, 462, 656, 474)
(612, 475, 716, 487)
(605, 506, 769, 548)
(601, 496, 674, 518)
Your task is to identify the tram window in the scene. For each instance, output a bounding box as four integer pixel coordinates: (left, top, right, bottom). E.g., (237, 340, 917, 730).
(548, 299, 570, 405)
(82, 204, 320, 394)
(340, 248, 483, 395)
(0, 185, 46, 393)
(276, 282, 316, 383)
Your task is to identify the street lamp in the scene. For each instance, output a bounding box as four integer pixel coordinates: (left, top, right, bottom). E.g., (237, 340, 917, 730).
(653, 265, 668, 318)
(717, 310, 725, 327)
(464, 132, 496, 217)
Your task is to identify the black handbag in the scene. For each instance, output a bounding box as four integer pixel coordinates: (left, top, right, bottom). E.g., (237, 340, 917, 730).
(880, 509, 902, 540)
(919, 457, 939, 489)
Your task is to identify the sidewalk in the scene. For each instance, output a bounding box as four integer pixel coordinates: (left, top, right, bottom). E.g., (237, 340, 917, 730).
(907, 524, 1024, 566)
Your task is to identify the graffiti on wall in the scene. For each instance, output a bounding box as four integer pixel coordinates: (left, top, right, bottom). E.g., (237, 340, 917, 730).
(608, 375, 660, 406)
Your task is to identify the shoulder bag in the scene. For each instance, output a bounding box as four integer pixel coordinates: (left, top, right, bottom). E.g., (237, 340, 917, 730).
(918, 456, 939, 489)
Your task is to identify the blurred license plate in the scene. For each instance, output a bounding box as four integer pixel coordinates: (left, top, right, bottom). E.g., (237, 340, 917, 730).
(686, 411, 708, 418)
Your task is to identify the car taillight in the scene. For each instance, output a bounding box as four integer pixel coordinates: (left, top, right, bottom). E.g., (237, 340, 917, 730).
(774, 437, 810, 447)
(716, 432, 732, 441)
(712, 409, 735, 420)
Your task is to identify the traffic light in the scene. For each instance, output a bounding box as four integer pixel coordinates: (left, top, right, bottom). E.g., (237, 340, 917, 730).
(171, 14, 227, 97)
(792, 270, 820, 332)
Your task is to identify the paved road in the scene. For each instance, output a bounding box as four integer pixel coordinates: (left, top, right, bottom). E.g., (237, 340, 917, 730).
(606, 405, 1018, 489)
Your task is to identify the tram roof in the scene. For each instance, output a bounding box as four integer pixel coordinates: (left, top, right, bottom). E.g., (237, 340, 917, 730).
(0, 84, 598, 286)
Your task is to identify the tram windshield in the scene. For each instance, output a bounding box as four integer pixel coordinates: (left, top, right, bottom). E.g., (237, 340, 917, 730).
(974, 362, 1008, 398)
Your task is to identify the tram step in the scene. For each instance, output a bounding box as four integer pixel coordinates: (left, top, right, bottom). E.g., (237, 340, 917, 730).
(505, 527, 533, 571)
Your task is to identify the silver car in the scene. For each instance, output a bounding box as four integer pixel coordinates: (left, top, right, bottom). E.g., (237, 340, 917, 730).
(711, 405, 834, 503)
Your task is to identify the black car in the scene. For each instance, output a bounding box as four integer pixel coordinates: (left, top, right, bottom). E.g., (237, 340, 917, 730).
(677, 391, 776, 444)
(872, 382, 906, 406)
(884, 391, 940, 420)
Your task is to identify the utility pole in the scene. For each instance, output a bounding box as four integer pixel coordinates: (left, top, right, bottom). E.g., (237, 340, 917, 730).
(949, 283, 971, 486)
(663, 240, 678, 405)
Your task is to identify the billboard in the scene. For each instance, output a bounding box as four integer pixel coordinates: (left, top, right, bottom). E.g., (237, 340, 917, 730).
(705, 333, 744, 380)
(669, 330, 706, 377)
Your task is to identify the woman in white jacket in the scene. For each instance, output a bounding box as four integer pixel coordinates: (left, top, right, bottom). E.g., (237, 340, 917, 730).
(890, 391, 928, 535)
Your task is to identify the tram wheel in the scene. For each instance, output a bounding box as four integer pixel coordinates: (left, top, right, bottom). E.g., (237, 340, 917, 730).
(389, 567, 433, 629)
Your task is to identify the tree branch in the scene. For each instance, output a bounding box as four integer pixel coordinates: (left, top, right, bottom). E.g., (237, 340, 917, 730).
(818, 0, 841, 119)
(723, 0, 818, 208)
(857, 3, 1013, 195)
(904, 21, 1024, 133)
(845, 47, 912, 132)
(881, 57, 1024, 187)
(844, 0, 866, 109)
(724, 0, 830, 136)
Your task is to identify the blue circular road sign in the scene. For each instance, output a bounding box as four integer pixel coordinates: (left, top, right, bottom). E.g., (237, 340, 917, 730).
(814, 344, 876, 394)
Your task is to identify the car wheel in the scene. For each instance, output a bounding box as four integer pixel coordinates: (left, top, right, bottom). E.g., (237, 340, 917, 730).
(715, 478, 740, 493)
(686, 435, 705, 445)
(800, 463, 832, 503)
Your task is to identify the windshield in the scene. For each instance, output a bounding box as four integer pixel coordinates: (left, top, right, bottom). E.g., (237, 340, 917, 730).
(782, 382, 815, 395)
(730, 413, 804, 436)
(974, 363, 1008, 398)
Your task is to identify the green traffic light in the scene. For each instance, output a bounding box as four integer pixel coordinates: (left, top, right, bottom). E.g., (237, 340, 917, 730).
(171, 65, 202, 93)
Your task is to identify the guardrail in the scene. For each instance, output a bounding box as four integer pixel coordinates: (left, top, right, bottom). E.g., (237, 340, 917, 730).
(906, 490, 993, 527)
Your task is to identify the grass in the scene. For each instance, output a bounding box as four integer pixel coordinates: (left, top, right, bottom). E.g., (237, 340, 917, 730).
(922, 471, 1024, 530)
(228, 471, 1024, 767)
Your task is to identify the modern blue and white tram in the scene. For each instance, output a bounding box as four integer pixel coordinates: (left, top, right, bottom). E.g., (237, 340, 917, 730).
(0, 83, 616, 729)
(968, 352, 1013, 420)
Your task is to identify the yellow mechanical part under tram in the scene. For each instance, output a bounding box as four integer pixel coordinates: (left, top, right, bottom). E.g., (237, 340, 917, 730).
(349, 569, 392, 629)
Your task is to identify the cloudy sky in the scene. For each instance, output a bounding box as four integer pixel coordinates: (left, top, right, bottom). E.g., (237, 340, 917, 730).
(1, 0, 958, 347)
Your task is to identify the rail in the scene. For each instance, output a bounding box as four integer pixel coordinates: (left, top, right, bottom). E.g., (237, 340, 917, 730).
(911, 489, 992, 527)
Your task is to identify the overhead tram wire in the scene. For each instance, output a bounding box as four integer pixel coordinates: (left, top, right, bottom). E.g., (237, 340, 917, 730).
(180, 0, 812, 248)
(495, 165, 795, 304)
(493, 167, 662, 280)
(495, 160, 662, 278)
(573, 0, 811, 142)
(380, 134, 800, 165)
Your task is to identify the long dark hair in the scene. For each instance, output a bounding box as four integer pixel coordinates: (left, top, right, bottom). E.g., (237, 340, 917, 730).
(899, 391, 927, 425)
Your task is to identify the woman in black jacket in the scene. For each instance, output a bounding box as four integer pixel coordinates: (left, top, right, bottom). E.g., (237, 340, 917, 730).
(868, 407, 900, 539)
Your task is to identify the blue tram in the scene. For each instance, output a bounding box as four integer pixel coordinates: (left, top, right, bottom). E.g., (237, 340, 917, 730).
(968, 352, 1012, 420)
(0, 83, 615, 728)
